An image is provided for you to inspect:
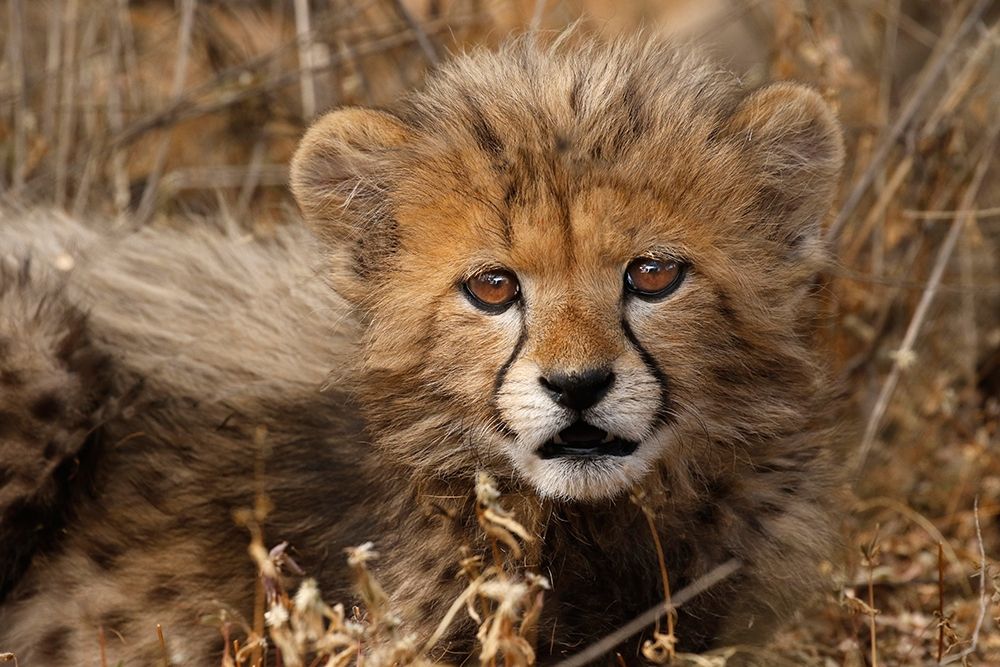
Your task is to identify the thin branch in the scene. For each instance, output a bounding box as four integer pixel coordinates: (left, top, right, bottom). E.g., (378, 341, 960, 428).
(841, 16, 998, 264)
(940, 498, 987, 665)
(854, 496, 972, 596)
(134, 0, 198, 225)
(41, 0, 63, 144)
(236, 138, 268, 221)
(70, 10, 105, 216)
(158, 164, 288, 195)
(871, 3, 940, 47)
(902, 206, 1000, 220)
(853, 118, 999, 472)
(7, 0, 27, 191)
(293, 0, 317, 119)
(116, 0, 140, 111)
(828, 0, 992, 242)
(551, 559, 742, 667)
(107, 4, 130, 219)
(391, 0, 439, 65)
(110, 16, 472, 150)
(936, 541, 945, 663)
(54, 0, 80, 208)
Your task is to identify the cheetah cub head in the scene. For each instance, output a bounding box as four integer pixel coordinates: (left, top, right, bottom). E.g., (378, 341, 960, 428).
(291, 39, 844, 502)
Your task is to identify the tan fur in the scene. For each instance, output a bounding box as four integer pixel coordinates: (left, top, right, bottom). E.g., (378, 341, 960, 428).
(1, 37, 846, 665)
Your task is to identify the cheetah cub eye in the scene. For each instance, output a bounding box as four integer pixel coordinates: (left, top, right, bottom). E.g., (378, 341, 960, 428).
(624, 257, 687, 299)
(463, 269, 520, 313)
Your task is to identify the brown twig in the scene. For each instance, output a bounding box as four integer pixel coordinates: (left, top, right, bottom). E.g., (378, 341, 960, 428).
(631, 491, 676, 662)
(853, 115, 1000, 472)
(236, 139, 269, 221)
(157, 624, 169, 667)
(159, 164, 289, 195)
(870, 3, 940, 47)
(134, 0, 198, 225)
(551, 559, 742, 667)
(841, 18, 998, 266)
(41, 0, 63, 151)
(827, 0, 992, 242)
(902, 206, 1000, 220)
(870, 0, 901, 279)
(98, 625, 108, 667)
(293, 0, 317, 119)
(69, 10, 104, 216)
(854, 498, 973, 597)
(107, 3, 130, 218)
(54, 0, 80, 208)
(937, 541, 945, 663)
(390, 0, 439, 65)
(862, 527, 881, 667)
(644, 509, 673, 638)
(940, 498, 988, 664)
(6, 0, 27, 192)
(110, 16, 474, 150)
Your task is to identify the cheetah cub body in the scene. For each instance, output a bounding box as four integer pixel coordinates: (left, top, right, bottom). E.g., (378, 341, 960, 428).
(0, 38, 845, 665)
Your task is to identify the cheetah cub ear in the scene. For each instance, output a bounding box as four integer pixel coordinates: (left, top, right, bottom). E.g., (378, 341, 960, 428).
(290, 108, 410, 247)
(726, 83, 845, 253)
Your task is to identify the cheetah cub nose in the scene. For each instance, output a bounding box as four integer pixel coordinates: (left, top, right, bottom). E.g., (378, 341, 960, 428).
(538, 368, 615, 411)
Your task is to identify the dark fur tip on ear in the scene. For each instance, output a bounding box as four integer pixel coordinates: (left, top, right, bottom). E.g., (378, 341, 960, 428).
(290, 108, 410, 240)
(728, 83, 845, 248)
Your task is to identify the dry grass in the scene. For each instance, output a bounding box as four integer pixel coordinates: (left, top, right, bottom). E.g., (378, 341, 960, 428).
(2, 0, 999, 665)
(224, 469, 551, 667)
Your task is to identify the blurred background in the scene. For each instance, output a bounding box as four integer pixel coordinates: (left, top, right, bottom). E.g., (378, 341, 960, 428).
(1, 1, 998, 664)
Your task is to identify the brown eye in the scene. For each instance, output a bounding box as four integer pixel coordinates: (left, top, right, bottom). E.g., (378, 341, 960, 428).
(624, 257, 686, 298)
(463, 269, 520, 312)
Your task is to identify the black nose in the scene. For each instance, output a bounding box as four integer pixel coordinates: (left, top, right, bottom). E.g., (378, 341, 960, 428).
(539, 368, 615, 411)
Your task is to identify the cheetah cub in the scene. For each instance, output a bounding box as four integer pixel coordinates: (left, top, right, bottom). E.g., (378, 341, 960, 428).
(0, 38, 845, 665)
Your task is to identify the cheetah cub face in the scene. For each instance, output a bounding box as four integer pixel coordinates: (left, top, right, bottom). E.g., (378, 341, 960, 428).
(460, 236, 686, 500)
(291, 40, 843, 501)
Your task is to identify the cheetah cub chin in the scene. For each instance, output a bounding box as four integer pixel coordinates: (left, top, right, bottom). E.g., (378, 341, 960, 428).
(1, 37, 846, 665)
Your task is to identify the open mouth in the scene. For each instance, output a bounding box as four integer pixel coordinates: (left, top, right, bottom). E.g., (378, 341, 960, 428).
(538, 421, 639, 459)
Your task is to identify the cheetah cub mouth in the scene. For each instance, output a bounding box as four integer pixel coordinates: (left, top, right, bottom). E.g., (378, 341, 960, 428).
(538, 421, 639, 459)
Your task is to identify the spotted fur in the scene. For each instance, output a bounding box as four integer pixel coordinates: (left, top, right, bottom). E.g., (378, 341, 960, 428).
(1, 37, 845, 665)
